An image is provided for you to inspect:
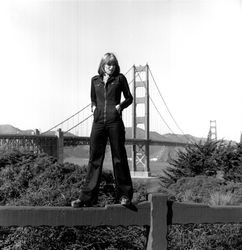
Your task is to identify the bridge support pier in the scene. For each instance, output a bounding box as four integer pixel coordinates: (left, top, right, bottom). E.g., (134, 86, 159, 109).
(56, 129, 64, 164)
(131, 64, 151, 178)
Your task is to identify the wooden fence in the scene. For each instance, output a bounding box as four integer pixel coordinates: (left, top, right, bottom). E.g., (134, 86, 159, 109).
(0, 193, 241, 249)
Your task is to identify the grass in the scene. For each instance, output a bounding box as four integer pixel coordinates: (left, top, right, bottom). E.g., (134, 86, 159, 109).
(209, 191, 235, 206)
(1, 149, 242, 249)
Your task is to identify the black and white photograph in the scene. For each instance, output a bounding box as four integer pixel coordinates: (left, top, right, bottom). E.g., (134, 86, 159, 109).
(0, 0, 241, 249)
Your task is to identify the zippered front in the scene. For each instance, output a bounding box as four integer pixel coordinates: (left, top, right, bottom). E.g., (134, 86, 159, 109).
(104, 83, 107, 123)
(91, 74, 133, 124)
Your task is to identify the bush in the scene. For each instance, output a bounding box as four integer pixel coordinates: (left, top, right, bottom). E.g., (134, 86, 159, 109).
(168, 224, 242, 250)
(1, 149, 242, 249)
(162, 175, 225, 203)
(0, 150, 117, 207)
(0, 149, 148, 249)
(159, 175, 242, 205)
(1, 225, 148, 250)
(161, 139, 242, 185)
(160, 175, 242, 250)
(209, 191, 234, 206)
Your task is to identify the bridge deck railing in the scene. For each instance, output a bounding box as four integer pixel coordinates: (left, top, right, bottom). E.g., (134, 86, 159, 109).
(0, 193, 241, 250)
(0, 130, 190, 165)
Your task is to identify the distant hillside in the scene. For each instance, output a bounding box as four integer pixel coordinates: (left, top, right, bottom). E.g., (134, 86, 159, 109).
(125, 127, 202, 143)
(0, 124, 75, 136)
(64, 127, 205, 163)
(0, 124, 34, 135)
(0, 124, 205, 163)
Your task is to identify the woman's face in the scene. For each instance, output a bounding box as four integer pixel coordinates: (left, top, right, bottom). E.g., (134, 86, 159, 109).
(104, 63, 115, 75)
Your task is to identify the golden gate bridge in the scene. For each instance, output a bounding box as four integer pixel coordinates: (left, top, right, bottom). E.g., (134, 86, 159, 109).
(0, 64, 193, 177)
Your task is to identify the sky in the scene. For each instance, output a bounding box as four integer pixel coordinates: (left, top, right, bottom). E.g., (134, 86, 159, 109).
(0, 0, 242, 141)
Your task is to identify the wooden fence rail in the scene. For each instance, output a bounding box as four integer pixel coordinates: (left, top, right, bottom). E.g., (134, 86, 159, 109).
(0, 193, 241, 250)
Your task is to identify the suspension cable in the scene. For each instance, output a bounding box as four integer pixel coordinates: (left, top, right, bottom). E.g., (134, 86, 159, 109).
(128, 79, 134, 86)
(148, 67, 193, 143)
(124, 65, 133, 76)
(136, 73, 175, 134)
(42, 66, 138, 135)
(64, 114, 93, 134)
(148, 68, 186, 134)
(41, 103, 91, 134)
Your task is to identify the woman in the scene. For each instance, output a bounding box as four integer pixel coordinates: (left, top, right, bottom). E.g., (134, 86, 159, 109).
(72, 52, 133, 207)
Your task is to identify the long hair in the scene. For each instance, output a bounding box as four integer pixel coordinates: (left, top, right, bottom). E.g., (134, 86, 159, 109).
(98, 52, 120, 76)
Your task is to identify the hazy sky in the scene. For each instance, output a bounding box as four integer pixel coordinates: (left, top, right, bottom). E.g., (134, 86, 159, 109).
(0, 0, 242, 141)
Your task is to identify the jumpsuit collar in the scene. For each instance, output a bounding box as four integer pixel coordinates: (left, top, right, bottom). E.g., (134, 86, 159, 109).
(97, 74, 116, 85)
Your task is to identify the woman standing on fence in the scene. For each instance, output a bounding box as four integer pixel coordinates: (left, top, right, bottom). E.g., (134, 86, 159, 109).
(71, 52, 133, 207)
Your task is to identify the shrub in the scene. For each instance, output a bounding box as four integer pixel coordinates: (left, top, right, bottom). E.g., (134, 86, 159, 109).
(208, 191, 234, 206)
(0, 150, 148, 249)
(161, 175, 222, 203)
(168, 224, 242, 250)
(162, 175, 242, 250)
(1, 149, 242, 249)
(159, 175, 242, 205)
(161, 139, 242, 185)
(1, 225, 148, 250)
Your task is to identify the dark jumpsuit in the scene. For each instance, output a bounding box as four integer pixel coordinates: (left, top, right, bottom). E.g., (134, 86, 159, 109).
(80, 73, 133, 203)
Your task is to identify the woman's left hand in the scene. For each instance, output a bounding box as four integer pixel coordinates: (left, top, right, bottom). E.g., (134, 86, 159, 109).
(115, 104, 121, 114)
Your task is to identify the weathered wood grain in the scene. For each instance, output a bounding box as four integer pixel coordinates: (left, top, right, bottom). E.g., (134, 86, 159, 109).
(0, 201, 150, 227)
(0, 194, 242, 250)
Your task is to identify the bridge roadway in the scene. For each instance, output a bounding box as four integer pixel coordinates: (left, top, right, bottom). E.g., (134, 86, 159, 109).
(0, 134, 189, 147)
(63, 136, 190, 147)
(0, 133, 190, 166)
(0, 133, 58, 153)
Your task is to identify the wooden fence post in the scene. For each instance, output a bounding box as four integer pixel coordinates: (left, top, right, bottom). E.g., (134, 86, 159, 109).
(147, 193, 168, 250)
(56, 128, 64, 164)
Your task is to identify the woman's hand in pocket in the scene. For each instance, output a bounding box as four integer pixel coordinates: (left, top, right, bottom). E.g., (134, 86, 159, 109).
(91, 105, 96, 113)
(115, 104, 121, 114)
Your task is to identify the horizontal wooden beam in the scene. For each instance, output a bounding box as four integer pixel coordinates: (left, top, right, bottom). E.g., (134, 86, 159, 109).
(0, 194, 242, 250)
(170, 201, 242, 225)
(0, 202, 150, 227)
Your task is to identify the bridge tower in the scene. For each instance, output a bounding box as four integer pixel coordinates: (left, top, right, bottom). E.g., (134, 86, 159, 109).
(208, 120, 217, 141)
(131, 64, 150, 177)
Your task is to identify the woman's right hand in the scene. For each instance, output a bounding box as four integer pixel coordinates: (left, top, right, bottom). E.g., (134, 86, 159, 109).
(91, 105, 96, 113)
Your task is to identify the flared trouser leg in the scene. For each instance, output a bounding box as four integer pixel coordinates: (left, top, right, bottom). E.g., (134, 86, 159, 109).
(108, 120, 133, 200)
(80, 120, 133, 203)
(80, 122, 107, 202)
